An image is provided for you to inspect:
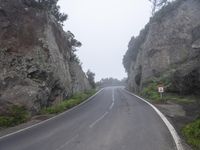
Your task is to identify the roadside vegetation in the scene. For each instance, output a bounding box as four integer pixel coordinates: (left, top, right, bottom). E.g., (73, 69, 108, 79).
(41, 89, 96, 115)
(141, 76, 200, 150)
(182, 119, 200, 150)
(0, 90, 96, 128)
(0, 106, 30, 128)
(141, 81, 197, 104)
(140, 74, 198, 104)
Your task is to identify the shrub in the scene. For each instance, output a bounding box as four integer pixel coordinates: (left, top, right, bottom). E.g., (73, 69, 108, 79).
(182, 119, 200, 150)
(0, 106, 29, 127)
(141, 82, 161, 101)
(41, 90, 96, 114)
(23, 0, 68, 24)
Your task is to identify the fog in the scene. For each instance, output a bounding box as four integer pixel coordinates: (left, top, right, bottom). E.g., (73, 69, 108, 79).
(58, 0, 151, 81)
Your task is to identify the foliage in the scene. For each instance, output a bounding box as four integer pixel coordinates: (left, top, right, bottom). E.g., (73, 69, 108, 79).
(65, 31, 82, 64)
(141, 73, 199, 104)
(97, 77, 126, 87)
(149, 0, 168, 15)
(24, 0, 68, 24)
(150, 0, 183, 22)
(182, 119, 200, 150)
(70, 51, 81, 64)
(0, 106, 29, 127)
(123, 0, 183, 73)
(141, 74, 172, 102)
(141, 82, 161, 101)
(41, 90, 96, 114)
(86, 70, 96, 89)
(164, 93, 196, 104)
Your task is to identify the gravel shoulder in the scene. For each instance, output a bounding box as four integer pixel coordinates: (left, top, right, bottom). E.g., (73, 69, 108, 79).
(155, 100, 200, 150)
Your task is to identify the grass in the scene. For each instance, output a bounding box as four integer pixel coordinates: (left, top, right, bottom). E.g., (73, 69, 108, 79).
(140, 75, 197, 104)
(0, 90, 96, 128)
(164, 93, 196, 104)
(41, 89, 96, 115)
(182, 119, 200, 150)
(141, 82, 161, 102)
(0, 105, 30, 128)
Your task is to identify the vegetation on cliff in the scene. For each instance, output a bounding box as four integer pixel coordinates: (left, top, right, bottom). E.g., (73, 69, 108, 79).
(123, 0, 200, 149)
(182, 119, 200, 150)
(23, 0, 67, 24)
(41, 90, 96, 115)
(0, 106, 29, 127)
(0, 0, 92, 127)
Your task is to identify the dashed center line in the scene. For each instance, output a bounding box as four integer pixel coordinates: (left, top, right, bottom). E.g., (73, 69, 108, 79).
(89, 111, 109, 128)
(112, 89, 115, 102)
(89, 88, 115, 128)
(109, 102, 114, 110)
(56, 134, 79, 150)
(109, 89, 115, 110)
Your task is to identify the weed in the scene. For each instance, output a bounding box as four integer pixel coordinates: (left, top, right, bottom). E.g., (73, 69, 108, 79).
(0, 105, 29, 127)
(182, 119, 200, 150)
(41, 89, 96, 115)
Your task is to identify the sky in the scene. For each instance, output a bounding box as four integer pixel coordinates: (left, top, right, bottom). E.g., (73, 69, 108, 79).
(58, 0, 152, 81)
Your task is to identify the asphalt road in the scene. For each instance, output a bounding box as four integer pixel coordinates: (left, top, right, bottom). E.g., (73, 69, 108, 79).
(0, 87, 176, 150)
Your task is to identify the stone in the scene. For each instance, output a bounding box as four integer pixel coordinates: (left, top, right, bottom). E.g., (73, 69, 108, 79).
(124, 0, 200, 95)
(0, 0, 91, 115)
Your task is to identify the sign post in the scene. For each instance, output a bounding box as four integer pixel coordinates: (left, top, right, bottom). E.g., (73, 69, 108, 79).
(158, 86, 164, 99)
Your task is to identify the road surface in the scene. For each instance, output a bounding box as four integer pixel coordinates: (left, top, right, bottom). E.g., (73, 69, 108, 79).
(0, 87, 176, 150)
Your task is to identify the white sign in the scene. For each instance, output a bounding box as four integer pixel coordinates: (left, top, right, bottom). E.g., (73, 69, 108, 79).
(158, 87, 164, 93)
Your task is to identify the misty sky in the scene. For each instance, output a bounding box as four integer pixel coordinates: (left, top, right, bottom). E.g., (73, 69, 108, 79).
(58, 0, 152, 81)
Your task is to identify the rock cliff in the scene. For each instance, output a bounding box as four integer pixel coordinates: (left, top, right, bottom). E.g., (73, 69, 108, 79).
(123, 0, 200, 95)
(0, 0, 91, 115)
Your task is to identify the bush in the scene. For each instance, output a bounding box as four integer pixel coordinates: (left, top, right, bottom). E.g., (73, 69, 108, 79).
(23, 0, 68, 24)
(141, 82, 161, 101)
(182, 119, 200, 150)
(0, 106, 29, 127)
(41, 90, 96, 114)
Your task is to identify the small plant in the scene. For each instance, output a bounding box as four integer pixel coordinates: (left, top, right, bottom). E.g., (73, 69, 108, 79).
(41, 90, 96, 115)
(141, 82, 161, 101)
(0, 105, 29, 127)
(182, 119, 200, 150)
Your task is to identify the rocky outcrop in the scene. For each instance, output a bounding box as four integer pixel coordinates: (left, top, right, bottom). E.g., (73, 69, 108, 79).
(123, 0, 200, 95)
(0, 0, 91, 115)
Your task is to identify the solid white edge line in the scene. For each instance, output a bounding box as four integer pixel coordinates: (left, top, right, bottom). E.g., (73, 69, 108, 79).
(123, 89, 184, 150)
(0, 89, 104, 140)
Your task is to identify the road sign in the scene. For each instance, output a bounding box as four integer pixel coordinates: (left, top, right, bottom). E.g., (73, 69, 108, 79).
(158, 86, 164, 93)
(158, 86, 164, 99)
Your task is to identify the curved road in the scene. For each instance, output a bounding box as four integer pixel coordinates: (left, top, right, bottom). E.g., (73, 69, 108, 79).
(0, 87, 176, 150)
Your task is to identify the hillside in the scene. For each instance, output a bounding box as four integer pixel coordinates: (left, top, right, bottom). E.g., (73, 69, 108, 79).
(123, 0, 200, 96)
(0, 0, 91, 116)
(123, 1, 200, 148)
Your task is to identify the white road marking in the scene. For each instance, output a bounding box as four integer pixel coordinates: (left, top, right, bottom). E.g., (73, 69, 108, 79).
(112, 89, 115, 102)
(0, 89, 104, 140)
(124, 89, 184, 150)
(109, 102, 114, 110)
(89, 111, 109, 128)
(109, 89, 115, 110)
(56, 134, 79, 150)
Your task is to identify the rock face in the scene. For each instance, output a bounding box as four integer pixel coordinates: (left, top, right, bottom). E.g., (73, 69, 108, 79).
(123, 0, 200, 95)
(0, 0, 91, 115)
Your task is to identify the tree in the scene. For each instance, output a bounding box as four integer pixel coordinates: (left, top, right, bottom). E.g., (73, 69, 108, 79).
(66, 31, 82, 64)
(149, 0, 168, 15)
(86, 70, 96, 89)
(23, 0, 68, 24)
